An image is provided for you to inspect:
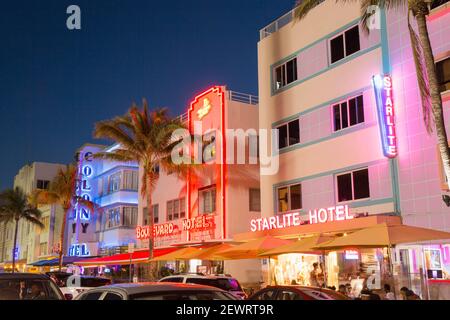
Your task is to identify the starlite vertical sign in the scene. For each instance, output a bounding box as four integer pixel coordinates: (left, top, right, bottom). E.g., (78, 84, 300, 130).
(372, 74, 397, 158)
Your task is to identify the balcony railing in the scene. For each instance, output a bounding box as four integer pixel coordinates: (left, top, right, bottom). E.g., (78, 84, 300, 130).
(259, 0, 325, 40)
(227, 90, 259, 105)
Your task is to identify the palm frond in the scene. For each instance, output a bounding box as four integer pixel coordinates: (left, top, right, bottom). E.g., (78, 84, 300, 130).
(293, 0, 328, 21)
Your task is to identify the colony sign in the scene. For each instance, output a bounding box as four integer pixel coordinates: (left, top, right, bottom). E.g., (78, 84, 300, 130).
(373, 74, 397, 158)
(68, 243, 90, 257)
(250, 205, 352, 232)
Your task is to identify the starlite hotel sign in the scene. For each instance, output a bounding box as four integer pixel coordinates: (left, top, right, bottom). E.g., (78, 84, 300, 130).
(372, 74, 397, 158)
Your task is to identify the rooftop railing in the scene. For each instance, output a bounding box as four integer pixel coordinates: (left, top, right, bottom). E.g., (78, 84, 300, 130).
(227, 90, 259, 105)
(175, 90, 258, 123)
(259, 0, 325, 40)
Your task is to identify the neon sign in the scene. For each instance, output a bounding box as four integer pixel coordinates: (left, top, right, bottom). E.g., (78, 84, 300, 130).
(250, 205, 353, 232)
(69, 243, 90, 257)
(345, 250, 359, 260)
(136, 223, 181, 240)
(197, 98, 212, 119)
(309, 205, 352, 224)
(182, 214, 216, 232)
(74, 152, 94, 221)
(373, 74, 397, 158)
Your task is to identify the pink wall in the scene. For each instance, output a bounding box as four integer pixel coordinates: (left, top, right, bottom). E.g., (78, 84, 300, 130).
(386, 7, 450, 232)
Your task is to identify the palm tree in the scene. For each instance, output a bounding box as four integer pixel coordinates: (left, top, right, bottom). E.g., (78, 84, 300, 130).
(31, 164, 94, 271)
(93, 99, 189, 278)
(0, 187, 44, 274)
(294, 0, 450, 188)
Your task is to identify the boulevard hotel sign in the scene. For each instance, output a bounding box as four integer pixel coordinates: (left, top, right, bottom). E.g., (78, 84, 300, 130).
(250, 205, 352, 232)
(136, 214, 216, 240)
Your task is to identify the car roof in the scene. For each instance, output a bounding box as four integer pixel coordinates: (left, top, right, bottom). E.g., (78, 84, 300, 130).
(0, 273, 51, 280)
(85, 282, 225, 295)
(161, 274, 235, 280)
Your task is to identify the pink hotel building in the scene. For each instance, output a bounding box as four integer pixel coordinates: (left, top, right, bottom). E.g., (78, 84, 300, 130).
(254, 1, 450, 295)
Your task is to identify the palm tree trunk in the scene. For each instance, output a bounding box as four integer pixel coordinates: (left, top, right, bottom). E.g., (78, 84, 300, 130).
(416, 11, 450, 189)
(12, 218, 19, 274)
(147, 174, 155, 279)
(58, 208, 69, 271)
(1, 222, 7, 262)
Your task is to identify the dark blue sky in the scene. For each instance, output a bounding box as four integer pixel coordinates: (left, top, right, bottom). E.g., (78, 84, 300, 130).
(0, 0, 294, 189)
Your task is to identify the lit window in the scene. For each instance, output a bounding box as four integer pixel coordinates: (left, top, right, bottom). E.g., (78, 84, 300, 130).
(277, 183, 302, 213)
(329, 25, 360, 64)
(336, 168, 370, 202)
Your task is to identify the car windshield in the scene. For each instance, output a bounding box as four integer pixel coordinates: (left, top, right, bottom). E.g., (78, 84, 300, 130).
(0, 279, 63, 300)
(131, 291, 237, 300)
(185, 278, 242, 291)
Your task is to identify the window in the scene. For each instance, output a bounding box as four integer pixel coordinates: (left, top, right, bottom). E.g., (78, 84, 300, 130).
(166, 198, 186, 221)
(333, 95, 364, 131)
(106, 207, 121, 228)
(108, 172, 121, 194)
(41, 216, 50, 231)
(277, 183, 302, 213)
(36, 180, 50, 190)
(337, 168, 370, 202)
(431, 0, 450, 10)
(152, 204, 159, 224)
(249, 188, 261, 212)
(103, 293, 123, 300)
(329, 25, 360, 64)
(200, 187, 216, 214)
(123, 170, 138, 190)
(277, 290, 303, 300)
(160, 277, 183, 283)
(277, 119, 300, 149)
(252, 289, 277, 300)
(79, 291, 104, 300)
(274, 57, 298, 90)
(436, 57, 450, 92)
(39, 242, 47, 256)
(123, 207, 138, 226)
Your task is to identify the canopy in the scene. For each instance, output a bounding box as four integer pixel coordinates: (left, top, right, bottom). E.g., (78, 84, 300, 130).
(259, 234, 335, 257)
(219, 235, 292, 259)
(314, 223, 450, 250)
(74, 248, 177, 266)
(150, 247, 201, 261)
(29, 256, 90, 267)
(178, 243, 235, 261)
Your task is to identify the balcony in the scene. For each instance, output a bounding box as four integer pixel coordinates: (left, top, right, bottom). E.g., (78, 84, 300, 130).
(259, 0, 325, 40)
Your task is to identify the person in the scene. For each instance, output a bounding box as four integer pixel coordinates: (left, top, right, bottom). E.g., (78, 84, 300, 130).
(309, 263, 320, 287)
(383, 284, 395, 300)
(400, 287, 421, 300)
(26, 283, 45, 300)
(291, 279, 298, 285)
(338, 284, 347, 296)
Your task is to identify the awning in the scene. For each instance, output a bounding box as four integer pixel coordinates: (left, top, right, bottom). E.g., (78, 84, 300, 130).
(29, 256, 91, 267)
(219, 235, 292, 259)
(74, 248, 177, 266)
(259, 234, 335, 257)
(314, 223, 450, 250)
(150, 247, 202, 261)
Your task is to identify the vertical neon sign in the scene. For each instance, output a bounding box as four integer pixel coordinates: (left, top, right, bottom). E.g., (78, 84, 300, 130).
(373, 74, 397, 158)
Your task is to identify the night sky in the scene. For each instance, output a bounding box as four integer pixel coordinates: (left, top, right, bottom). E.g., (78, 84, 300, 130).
(0, 0, 294, 190)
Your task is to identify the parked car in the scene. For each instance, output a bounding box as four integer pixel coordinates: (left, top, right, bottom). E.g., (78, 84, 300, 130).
(46, 272, 111, 299)
(159, 274, 247, 299)
(0, 273, 66, 300)
(75, 282, 239, 300)
(248, 285, 350, 300)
